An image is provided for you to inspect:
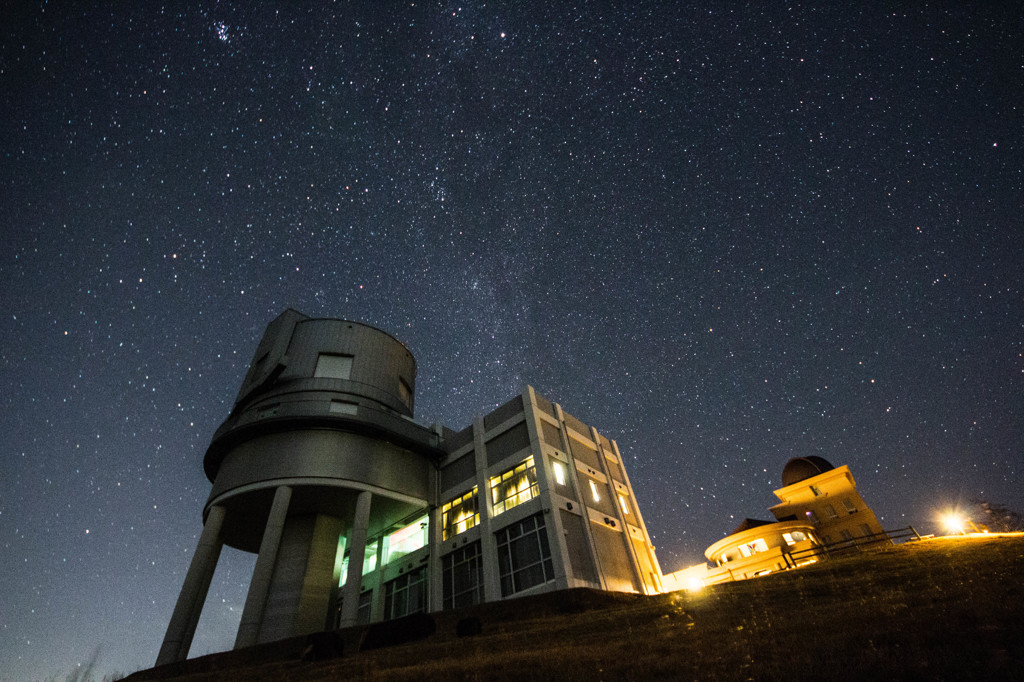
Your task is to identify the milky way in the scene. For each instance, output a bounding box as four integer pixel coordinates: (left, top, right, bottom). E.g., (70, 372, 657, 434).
(1, 4, 1021, 679)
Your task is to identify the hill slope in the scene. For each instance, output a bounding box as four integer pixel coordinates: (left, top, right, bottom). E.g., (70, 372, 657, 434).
(131, 535, 1024, 680)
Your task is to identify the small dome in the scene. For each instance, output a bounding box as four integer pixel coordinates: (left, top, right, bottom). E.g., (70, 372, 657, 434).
(781, 456, 835, 487)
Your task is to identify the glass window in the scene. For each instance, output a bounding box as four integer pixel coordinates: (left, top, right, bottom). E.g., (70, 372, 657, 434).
(783, 532, 795, 546)
(385, 515, 429, 565)
(842, 498, 857, 514)
(495, 513, 554, 597)
(383, 567, 427, 620)
(824, 504, 839, 520)
(588, 479, 601, 503)
(840, 529, 854, 541)
(618, 494, 631, 516)
(552, 460, 567, 486)
(338, 541, 378, 587)
(806, 510, 819, 525)
(490, 456, 540, 516)
(860, 523, 873, 537)
(810, 485, 823, 497)
(441, 488, 479, 541)
(442, 541, 483, 610)
(314, 353, 353, 379)
(357, 590, 373, 625)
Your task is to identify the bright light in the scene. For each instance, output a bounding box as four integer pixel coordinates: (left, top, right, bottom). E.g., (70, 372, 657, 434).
(687, 577, 705, 592)
(942, 512, 967, 535)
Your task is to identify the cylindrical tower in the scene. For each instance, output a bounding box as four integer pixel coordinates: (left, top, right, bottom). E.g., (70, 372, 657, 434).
(157, 310, 442, 665)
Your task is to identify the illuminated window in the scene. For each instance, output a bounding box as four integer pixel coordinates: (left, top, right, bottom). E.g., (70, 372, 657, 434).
(441, 488, 479, 541)
(338, 541, 378, 587)
(552, 461, 567, 486)
(314, 353, 352, 379)
(490, 456, 539, 516)
(824, 504, 839, 520)
(740, 538, 769, 555)
(842, 498, 857, 514)
(783, 532, 795, 546)
(810, 485, 823, 497)
(618, 494, 631, 515)
(588, 479, 601, 502)
(383, 567, 426, 620)
(385, 515, 428, 565)
(495, 513, 554, 596)
(442, 541, 483, 609)
(783, 530, 807, 544)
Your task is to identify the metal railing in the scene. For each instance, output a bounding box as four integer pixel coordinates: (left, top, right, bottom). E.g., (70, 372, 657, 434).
(785, 525, 922, 565)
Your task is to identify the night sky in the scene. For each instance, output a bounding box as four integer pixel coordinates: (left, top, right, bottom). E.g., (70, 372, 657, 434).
(2, 3, 1022, 679)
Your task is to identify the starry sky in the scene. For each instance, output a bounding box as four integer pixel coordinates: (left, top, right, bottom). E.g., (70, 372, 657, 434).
(2, 2, 1021, 679)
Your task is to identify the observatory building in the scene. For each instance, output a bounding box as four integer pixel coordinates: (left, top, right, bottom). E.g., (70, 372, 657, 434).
(156, 310, 662, 664)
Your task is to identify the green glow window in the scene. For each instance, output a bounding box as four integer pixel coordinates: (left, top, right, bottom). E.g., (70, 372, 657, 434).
(490, 456, 540, 516)
(441, 488, 479, 541)
(338, 540, 378, 587)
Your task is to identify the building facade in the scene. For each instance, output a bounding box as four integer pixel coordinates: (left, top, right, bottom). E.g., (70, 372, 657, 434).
(663, 456, 885, 590)
(769, 456, 885, 546)
(156, 311, 662, 665)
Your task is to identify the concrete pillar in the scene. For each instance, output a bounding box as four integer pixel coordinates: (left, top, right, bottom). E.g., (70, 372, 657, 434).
(339, 490, 372, 627)
(156, 504, 226, 666)
(473, 416, 503, 601)
(294, 514, 344, 634)
(234, 485, 291, 649)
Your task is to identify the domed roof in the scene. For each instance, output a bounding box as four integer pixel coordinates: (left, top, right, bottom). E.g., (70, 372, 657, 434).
(781, 456, 835, 487)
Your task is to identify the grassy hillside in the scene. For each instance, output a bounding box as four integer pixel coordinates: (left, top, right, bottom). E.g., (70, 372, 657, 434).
(130, 534, 1023, 680)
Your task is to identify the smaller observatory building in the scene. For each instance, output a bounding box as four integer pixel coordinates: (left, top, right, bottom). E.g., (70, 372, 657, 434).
(157, 310, 662, 664)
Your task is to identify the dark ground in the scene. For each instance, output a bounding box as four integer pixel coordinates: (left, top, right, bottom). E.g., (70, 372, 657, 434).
(129, 534, 1024, 681)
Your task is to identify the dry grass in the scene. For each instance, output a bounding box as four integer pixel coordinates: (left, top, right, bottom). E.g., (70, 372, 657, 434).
(130, 534, 1024, 681)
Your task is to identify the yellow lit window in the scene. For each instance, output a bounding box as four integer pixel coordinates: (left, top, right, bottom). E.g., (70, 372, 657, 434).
(588, 479, 601, 502)
(490, 456, 540, 516)
(618, 494, 630, 515)
(441, 488, 479, 541)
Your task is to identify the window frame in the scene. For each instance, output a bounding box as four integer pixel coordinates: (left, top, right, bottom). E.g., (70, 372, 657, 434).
(495, 513, 554, 597)
(490, 456, 540, 517)
(441, 488, 479, 541)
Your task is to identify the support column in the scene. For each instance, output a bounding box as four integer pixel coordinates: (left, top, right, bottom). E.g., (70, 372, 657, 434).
(473, 416, 503, 601)
(338, 490, 372, 627)
(156, 504, 226, 666)
(234, 485, 291, 649)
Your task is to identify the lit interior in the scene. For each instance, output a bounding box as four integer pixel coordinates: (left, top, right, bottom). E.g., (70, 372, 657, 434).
(385, 514, 429, 565)
(490, 456, 540, 516)
(442, 488, 479, 540)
